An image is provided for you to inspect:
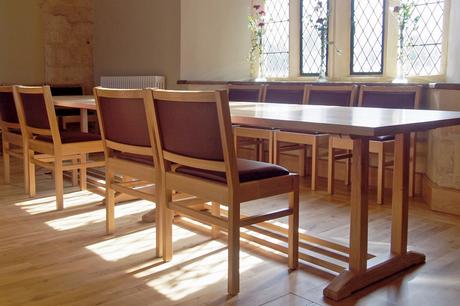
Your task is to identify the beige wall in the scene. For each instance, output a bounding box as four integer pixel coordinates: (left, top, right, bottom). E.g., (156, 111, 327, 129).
(94, 0, 180, 89)
(0, 0, 45, 85)
(180, 0, 250, 81)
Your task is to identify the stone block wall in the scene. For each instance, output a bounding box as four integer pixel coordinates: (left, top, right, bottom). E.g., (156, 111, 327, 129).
(41, 0, 94, 94)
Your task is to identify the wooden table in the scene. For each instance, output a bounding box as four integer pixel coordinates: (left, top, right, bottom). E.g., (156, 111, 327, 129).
(54, 96, 460, 300)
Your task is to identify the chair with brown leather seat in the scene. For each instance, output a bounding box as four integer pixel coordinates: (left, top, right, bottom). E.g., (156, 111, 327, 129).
(149, 89, 299, 295)
(94, 87, 161, 250)
(328, 85, 422, 204)
(0, 85, 28, 190)
(229, 84, 274, 162)
(273, 85, 358, 190)
(13, 85, 105, 210)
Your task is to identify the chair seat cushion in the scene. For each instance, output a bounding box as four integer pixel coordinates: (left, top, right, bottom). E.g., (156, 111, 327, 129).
(112, 151, 154, 165)
(371, 135, 395, 142)
(36, 130, 101, 144)
(176, 158, 289, 183)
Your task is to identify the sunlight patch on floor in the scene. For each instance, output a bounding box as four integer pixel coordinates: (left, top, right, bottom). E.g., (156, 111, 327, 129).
(142, 239, 263, 301)
(85, 225, 196, 262)
(14, 190, 104, 215)
(45, 200, 153, 231)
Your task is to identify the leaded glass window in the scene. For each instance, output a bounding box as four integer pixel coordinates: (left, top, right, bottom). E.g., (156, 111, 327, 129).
(351, 0, 385, 74)
(262, 0, 290, 78)
(404, 0, 445, 76)
(301, 0, 330, 75)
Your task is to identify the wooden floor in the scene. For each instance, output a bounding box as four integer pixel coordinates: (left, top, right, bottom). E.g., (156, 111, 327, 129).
(1, 156, 460, 306)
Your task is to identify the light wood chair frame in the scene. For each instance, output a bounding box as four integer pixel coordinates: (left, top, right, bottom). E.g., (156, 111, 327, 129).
(149, 89, 299, 296)
(328, 85, 422, 203)
(0, 85, 29, 191)
(230, 84, 274, 162)
(274, 85, 358, 191)
(13, 85, 105, 210)
(93, 87, 162, 246)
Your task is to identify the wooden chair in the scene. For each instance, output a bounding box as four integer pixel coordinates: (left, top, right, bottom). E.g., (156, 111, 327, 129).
(0, 86, 28, 191)
(274, 85, 358, 190)
(230, 84, 273, 162)
(93, 87, 162, 251)
(149, 89, 299, 295)
(328, 85, 422, 204)
(12, 85, 105, 210)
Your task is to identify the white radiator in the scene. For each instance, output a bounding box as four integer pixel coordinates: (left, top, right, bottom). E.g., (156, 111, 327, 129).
(100, 75, 165, 89)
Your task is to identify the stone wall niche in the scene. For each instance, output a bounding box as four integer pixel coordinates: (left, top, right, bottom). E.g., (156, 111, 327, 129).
(41, 0, 94, 94)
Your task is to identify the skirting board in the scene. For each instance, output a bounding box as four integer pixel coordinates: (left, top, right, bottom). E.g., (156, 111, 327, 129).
(422, 175, 460, 216)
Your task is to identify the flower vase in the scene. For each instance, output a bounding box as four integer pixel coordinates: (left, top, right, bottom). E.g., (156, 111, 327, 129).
(393, 58, 408, 83)
(255, 60, 267, 82)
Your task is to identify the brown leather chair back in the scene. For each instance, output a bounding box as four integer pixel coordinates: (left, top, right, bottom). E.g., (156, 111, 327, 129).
(13, 86, 61, 143)
(305, 85, 358, 107)
(150, 89, 237, 183)
(0, 86, 19, 124)
(154, 97, 224, 161)
(228, 84, 263, 102)
(359, 85, 422, 109)
(97, 96, 151, 147)
(264, 85, 306, 104)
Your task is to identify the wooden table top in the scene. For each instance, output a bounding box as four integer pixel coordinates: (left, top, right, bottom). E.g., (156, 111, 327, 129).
(54, 96, 460, 137)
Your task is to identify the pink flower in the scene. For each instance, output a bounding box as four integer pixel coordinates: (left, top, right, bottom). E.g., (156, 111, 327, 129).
(253, 5, 260, 10)
(258, 21, 265, 27)
(393, 6, 401, 13)
(259, 10, 266, 16)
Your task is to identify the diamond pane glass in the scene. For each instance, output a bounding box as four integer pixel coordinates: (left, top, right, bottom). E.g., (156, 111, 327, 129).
(404, 0, 445, 76)
(262, 0, 290, 78)
(351, 0, 385, 74)
(301, 0, 329, 75)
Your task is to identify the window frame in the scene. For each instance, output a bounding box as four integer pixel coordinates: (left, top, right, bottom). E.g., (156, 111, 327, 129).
(299, 0, 330, 76)
(349, 0, 387, 76)
(261, 0, 450, 82)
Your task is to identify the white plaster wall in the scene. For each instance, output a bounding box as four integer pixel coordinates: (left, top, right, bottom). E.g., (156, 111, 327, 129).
(180, 0, 251, 81)
(446, 0, 460, 82)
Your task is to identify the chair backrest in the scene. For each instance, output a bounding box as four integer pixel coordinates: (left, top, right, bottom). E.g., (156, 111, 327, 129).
(50, 84, 84, 96)
(358, 85, 422, 109)
(0, 86, 19, 126)
(228, 84, 264, 102)
(305, 85, 358, 107)
(94, 87, 157, 163)
(12, 85, 62, 144)
(150, 89, 238, 185)
(263, 84, 306, 104)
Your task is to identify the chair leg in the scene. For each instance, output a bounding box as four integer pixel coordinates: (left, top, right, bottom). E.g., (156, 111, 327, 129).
(80, 154, 87, 190)
(268, 133, 274, 163)
(288, 176, 299, 270)
(409, 133, 417, 197)
(28, 150, 36, 197)
(311, 139, 318, 191)
(228, 199, 240, 296)
(298, 145, 306, 177)
(71, 158, 78, 187)
(211, 202, 221, 238)
(273, 137, 280, 165)
(257, 140, 263, 161)
(23, 142, 29, 194)
(105, 169, 116, 234)
(54, 157, 64, 210)
(345, 151, 351, 186)
(162, 188, 174, 262)
(2, 138, 10, 184)
(233, 133, 239, 157)
(377, 145, 385, 205)
(327, 139, 335, 195)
